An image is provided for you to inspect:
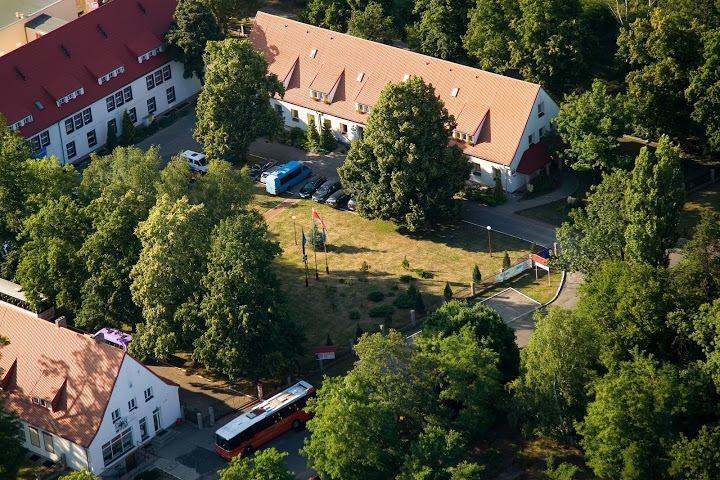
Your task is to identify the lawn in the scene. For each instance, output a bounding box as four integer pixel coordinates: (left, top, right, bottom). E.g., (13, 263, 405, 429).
(680, 182, 720, 237)
(257, 196, 560, 353)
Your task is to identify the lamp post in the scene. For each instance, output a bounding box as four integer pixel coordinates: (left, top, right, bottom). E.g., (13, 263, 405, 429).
(486, 225, 492, 257)
(292, 215, 297, 245)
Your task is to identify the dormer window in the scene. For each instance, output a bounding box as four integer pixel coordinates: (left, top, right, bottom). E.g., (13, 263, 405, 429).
(356, 103, 370, 114)
(453, 130, 474, 144)
(98, 66, 125, 85)
(56, 87, 85, 107)
(10, 115, 33, 130)
(310, 90, 329, 102)
(137, 45, 164, 63)
(32, 397, 51, 409)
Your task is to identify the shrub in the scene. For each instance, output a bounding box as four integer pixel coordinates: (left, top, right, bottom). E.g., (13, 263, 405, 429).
(349, 310, 361, 320)
(360, 260, 370, 273)
(392, 292, 414, 309)
(443, 282, 453, 301)
(472, 264, 482, 283)
(120, 110, 136, 146)
(462, 184, 506, 206)
(320, 121, 338, 152)
(306, 117, 321, 152)
(400, 274, 414, 283)
(367, 291, 385, 302)
(419, 270, 434, 279)
(402, 256, 410, 270)
(493, 172, 506, 203)
(502, 251, 511, 271)
(390, 284, 399, 291)
(368, 304, 394, 318)
(525, 172, 559, 198)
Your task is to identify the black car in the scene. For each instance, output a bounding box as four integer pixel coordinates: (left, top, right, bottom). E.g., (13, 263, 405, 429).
(299, 176, 327, 199)
(312, 181, 342, 203)
(347, 197, 357, 211)
(326, 189, 350, 209)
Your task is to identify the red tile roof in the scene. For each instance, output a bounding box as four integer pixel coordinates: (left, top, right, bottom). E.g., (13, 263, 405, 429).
(250, 12, 543, 167)
(0, 0, 177, 137)
(0, 301, 125, 447)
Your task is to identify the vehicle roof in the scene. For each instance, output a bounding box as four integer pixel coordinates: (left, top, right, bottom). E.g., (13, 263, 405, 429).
(215, 380, 313, 440)
(328, 189, 346, 198)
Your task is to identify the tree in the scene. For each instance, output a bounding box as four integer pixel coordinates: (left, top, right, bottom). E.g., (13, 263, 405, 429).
(119, 110, 136, 146)
(194, 39, 284, 164)
(472, 264, 481, 283)
(194, 212, 304, 384)
(0, 336, 24, 480)
(578, 354, 714, 480)
(510, 308, 601, 441)
(443, 282, 453, 301)
(511, 0, 588, 97)
(338, 77, 469, 232)
(687, 28, 720, 154)
(194, 159, 253, 224)
(130, 196, 209, 360)
(670, 425, 720, 480)
(106, 120, 118, 151)
(689, 300, 720, 392)
(624, 137, 684, 266)
(166, 0, 222, 81)
(554, 170, 628, 274)
(204, 0, 261, 34)
(156, 155, 194, 202)
(306, 117, 321, 153)
(502, 251, 511, 270)
(59, 471, 101, 480)
(423, 300, 519, 382)
(396, 426, 467, 480)
(302, 0, 352, 32)
(554, 80, 630, 172)
(408, 0, 473, 60)
(576, 260, 670, 367)
(0, 116, 31, 247)
(347, 2, 397, 43)
(464, 0, 516, 72)
(218, 448, 295, 480)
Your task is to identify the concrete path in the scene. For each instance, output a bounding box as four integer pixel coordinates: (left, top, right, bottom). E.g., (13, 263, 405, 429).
(549, 271, 583, 309)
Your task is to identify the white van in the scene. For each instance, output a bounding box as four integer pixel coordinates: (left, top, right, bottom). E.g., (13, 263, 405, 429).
(180, 150, 208, 174)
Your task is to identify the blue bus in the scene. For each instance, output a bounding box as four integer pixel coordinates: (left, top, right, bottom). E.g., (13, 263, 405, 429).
(265, 161, 312, 195)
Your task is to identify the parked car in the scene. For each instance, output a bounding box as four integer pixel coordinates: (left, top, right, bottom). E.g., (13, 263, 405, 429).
(253, 161, 277, 181)
(180, 150, 208, 174)
(347, 197, 357, 211)
(326, 189, 350, 209)
(299, 176, 327, 199)
(311, 181, 342, 203)
(260, 164, 283, 183)
(248, 163, 264, 178)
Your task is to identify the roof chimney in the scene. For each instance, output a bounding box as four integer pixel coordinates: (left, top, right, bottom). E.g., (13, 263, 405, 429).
(55, 316, 67, 328)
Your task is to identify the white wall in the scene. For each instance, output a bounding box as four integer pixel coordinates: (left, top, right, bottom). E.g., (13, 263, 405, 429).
(19, 420, 90, 471)
(85, 355, 181, 474)
(508, 87, 559, 173)
(271, 98, 365, 143)
(30, 60, 201, 165)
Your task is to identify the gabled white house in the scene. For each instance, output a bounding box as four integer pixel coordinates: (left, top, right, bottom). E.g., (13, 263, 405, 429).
(250, 13, 560, 192)
(0, 300, 181, 476)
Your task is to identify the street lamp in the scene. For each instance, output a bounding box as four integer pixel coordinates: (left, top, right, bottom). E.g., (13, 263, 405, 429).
(486, 225, 492, 257)
(292, 215, 297, 245)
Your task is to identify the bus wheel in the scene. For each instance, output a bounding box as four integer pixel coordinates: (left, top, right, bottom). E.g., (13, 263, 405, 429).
(243, 445, 254, 457)
(292, 419, 305, 431)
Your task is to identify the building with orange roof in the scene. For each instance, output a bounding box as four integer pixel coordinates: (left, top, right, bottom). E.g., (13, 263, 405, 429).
(250, 12, 560, 192)
(0, 299, 180, 476)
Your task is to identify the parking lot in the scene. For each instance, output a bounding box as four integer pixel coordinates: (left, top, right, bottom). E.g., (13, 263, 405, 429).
(481, 287, 540, 347)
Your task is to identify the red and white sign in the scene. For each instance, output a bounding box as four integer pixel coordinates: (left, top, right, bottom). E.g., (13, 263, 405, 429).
(313, 346, 336, 360)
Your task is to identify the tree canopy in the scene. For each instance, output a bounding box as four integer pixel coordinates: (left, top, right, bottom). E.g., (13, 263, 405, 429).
(166, 0, 223, 81)
(218, 448, 295, 480)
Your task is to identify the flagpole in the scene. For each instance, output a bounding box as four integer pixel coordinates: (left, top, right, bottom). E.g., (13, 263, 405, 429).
(323, 237, 329, 274)
(313, 240, 319, 280)
(301, 227, 309, 287)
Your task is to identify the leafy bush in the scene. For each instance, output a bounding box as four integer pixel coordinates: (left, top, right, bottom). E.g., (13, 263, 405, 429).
(462, 184, 507, 206)
(360, 261, 370, 273)
(277, 127, 308, 150)
(402, 256, 410, 270)
(400, 274, 414, 283)
(392, 292, 414, 309)
(368, 304, 394, 318)
(349, 310, 361, 320)
(526, 172, 559, 198)
(367, 291, 385, 302)
(419, 270, 434, 279)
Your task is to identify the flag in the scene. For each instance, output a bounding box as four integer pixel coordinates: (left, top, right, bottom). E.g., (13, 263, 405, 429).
(301, 228, 307, 255)
(321, 229, 327, 244)
(312, 208, 327, 232)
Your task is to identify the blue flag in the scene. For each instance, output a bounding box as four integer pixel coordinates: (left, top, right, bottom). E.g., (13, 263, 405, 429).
(301, 228, 307, 255)
(321, 230, 327, 244)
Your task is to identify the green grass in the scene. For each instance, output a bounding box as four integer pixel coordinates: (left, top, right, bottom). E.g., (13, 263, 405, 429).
(259, 198, 560, 352)
(681, 182, 720, 237)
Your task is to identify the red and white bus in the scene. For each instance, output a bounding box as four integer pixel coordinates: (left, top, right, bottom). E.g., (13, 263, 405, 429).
(214, 380, 315, 460)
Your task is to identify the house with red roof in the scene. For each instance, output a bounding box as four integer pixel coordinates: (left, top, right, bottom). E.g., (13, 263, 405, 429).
(0, 299, 181, 476)
(0, 0, 201, 165)
(249, 13, 560, 192)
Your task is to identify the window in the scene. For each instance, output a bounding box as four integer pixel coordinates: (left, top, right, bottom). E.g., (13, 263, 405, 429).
(87, 129, 97, 148)
(30, 136, 41, 153)
(356, 103, 370, 114)
(82, 108, 93, 124)
(162, 64, 172, 81)
(146, 74, 155, 90)
(30, 130, 50, 153)
(106, 95, 116, 112)
(40, 130, 50, 147)
(356, 71, 364, 82)
(111, 408, 121, 422)
(291, 109, 299, 121)
(153, 408, 161, 431)
(451, 87, 459, 97)
(101, 428, 133, 466)
(144, 387, 154, 402)
(128, 107, 137, 123)
(340, 123, 348, 134)
(128, 398, 137, 411)
(29, 426, 40, 447)
(66, 141, 76, 159)
(32, 397, 51, 408)
(537, 101, 545, 118)
(67, 108, 93, 129)
(147, 97, 156, 115)
(309, 48, 318, 58)
(139, 417, 149, 440)
(73, 113, 84, 130)
(166, 86, 176, 104)
(65, 118, 74, 134)
(123, 86, 133, 102)
(107, 118, 117, 135)
(115, 91, 125, 108)
(154, 70, 163, 86)
(528, 133, 535, 145)
(42, 431, 55, 453)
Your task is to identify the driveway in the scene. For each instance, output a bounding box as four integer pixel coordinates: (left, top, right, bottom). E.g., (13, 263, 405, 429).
(481, 287, 540, 347)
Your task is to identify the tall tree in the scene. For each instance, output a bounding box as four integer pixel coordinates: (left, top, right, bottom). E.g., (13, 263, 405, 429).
(555, 170, 629, 273)
(193, 160, 253, 224)
(554, 80, 630, 172)
(204, 0, 261, 34)
(302, 0, 353, 32)
(396, 426, 468, 480)
(166, 0, 223, 81)
(0, 116, 31, 246)
(670, 425, 720, 480)
(194, 212, 304, 385)
(0, 336, 25, 480)
(510, 308, 601, 441)
(408, 0, 473, 60)
(347, 2, 397, 43)
(686, 28, 720, 154)
(464, 0, 517, 72)
(130, 196, 209, 360)
(218, 448, 295, 480)
(59, 472, 101, 480)
(338, 76, 469, 232)
(624, 136, 684, 266)
(194, 39, 284, 164)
